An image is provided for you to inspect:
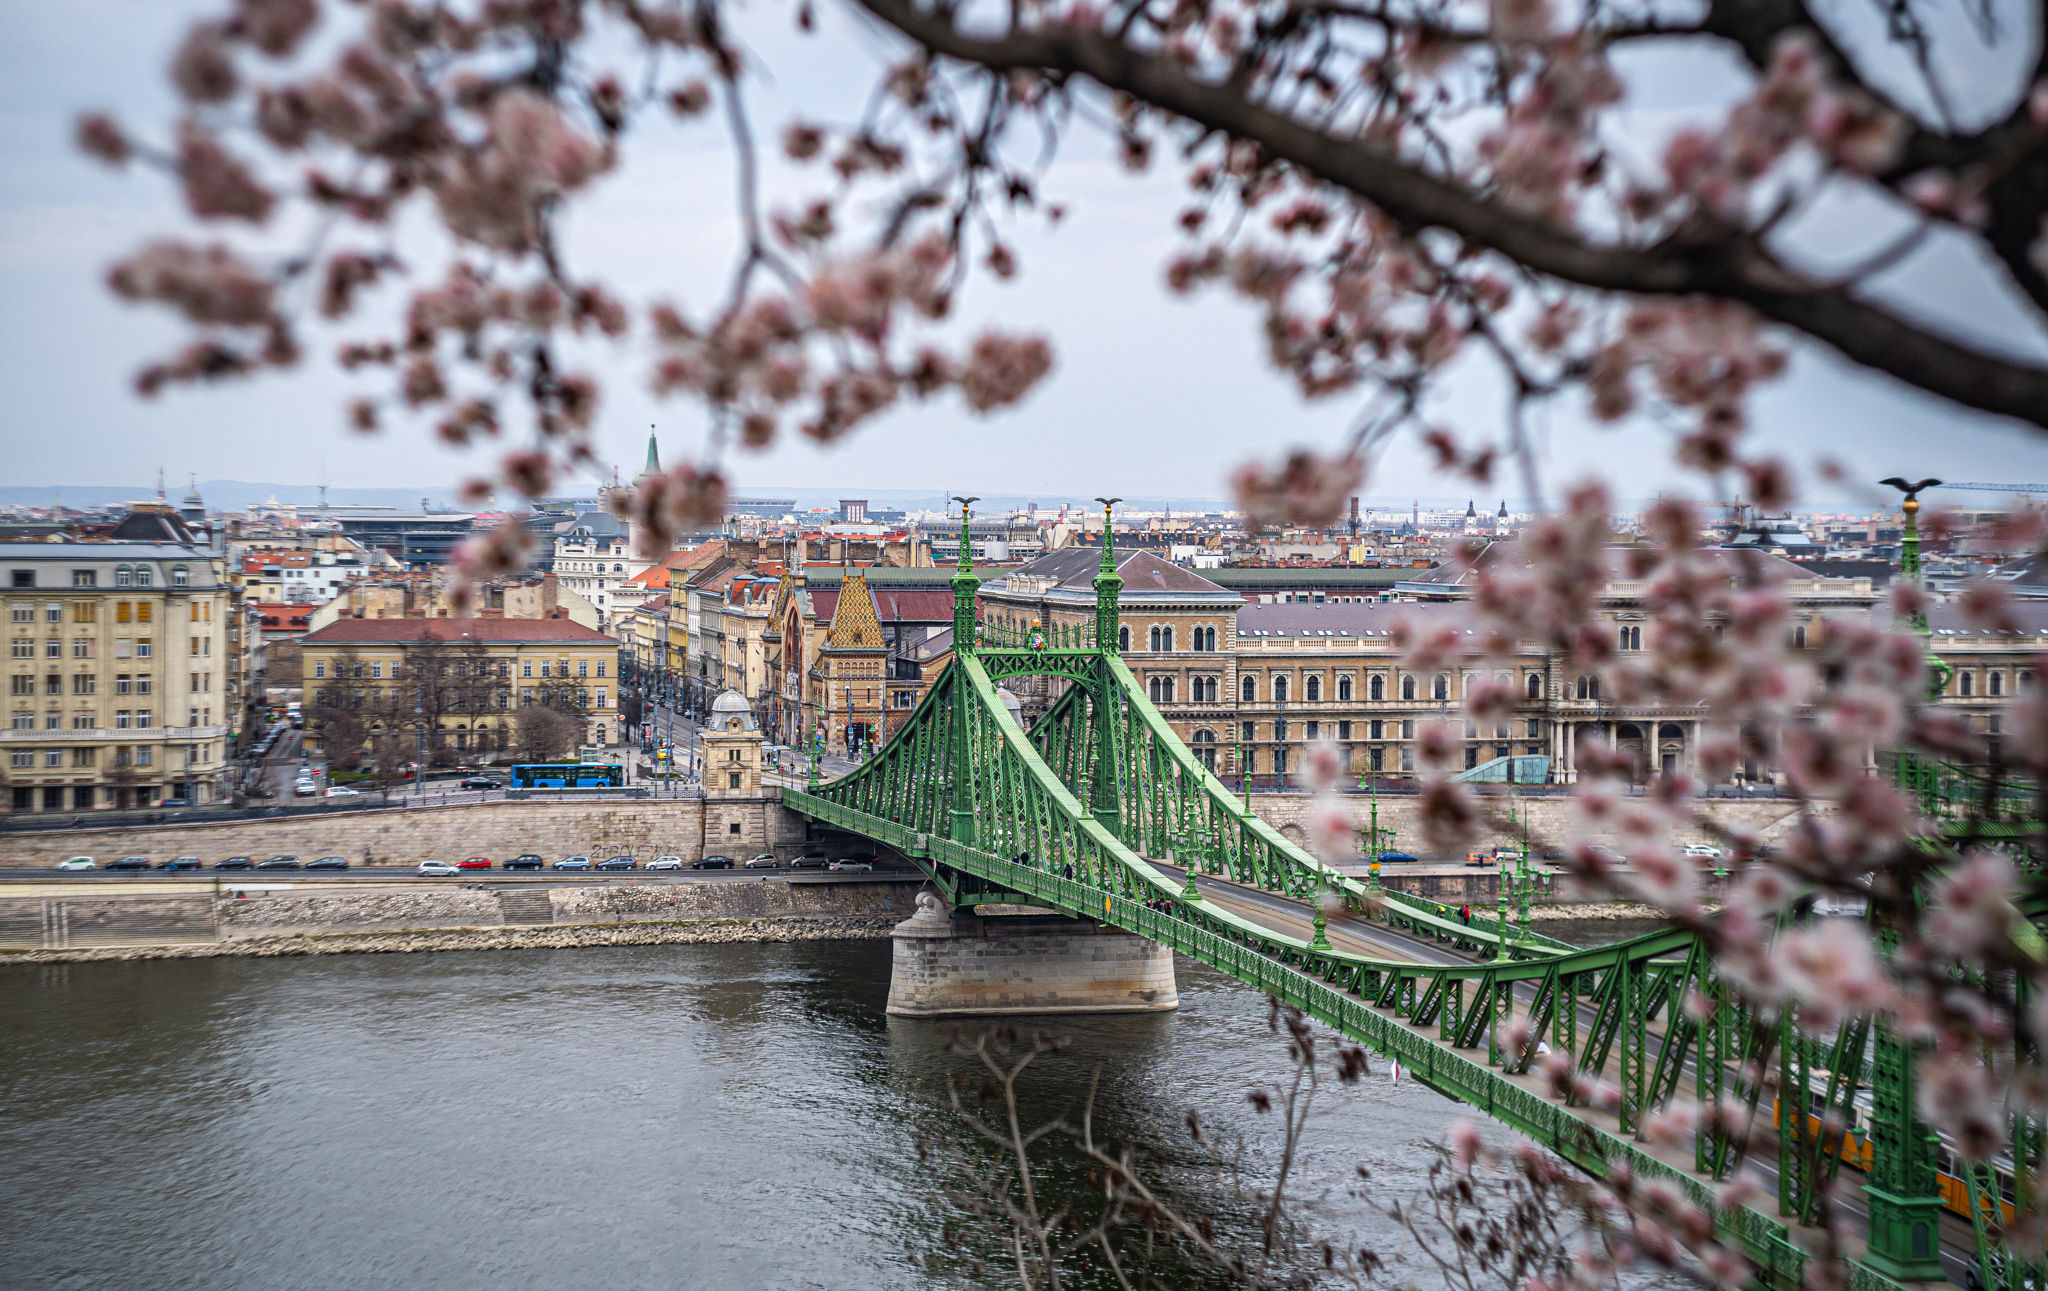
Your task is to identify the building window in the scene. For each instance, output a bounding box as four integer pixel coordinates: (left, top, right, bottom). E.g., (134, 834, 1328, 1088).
(71, 638, 89, 658)
(1619, 625, 1641, 651)
(8, 751, 28, 768)
(10, 603, 29, 622)
(1305, 720, 1319, 740)
(173, 567, 189, 586)
(1528, 717, 1541, 737)
(72, 675, 94, 695)
(136, 710, 151, 727)
(1959, 672, 1974, 697)
(314, 661, 326, 678)
(1990, 672, 2004, 697)
(1305, 675, 1321, 702)
(45, 603, 59, 623)
(1527, 674, 1541, 699)
(1369, 719, 1383, 739)
(1241, 676, 1256, 703)
(1792, 625, 1806, 650)
(136, 747, 152, 766)
(1337, 675, 1353, 701)
(1431, 674, 1448, 701)
(136, 676, 151, 694)
(134, 568, 152, 588)
(522, 662, 532, 677)
(1117, 625, 1130, 652)
(1273, 676, 1289, 703)
(1576, 675, 1599, 701)
(44, 639, 59, 658)
(10, 572, 32, 588)
(578, 660, 589, 677)
(596, 662, 606, 677)
(116, 711, 131, 729)
(116, 567, 132, 589)
(1400, 675, 1415, 700)
(1337, 720, 1351, 739)
(72, 569, 96, 588)
(1274, 719, 1288, 742)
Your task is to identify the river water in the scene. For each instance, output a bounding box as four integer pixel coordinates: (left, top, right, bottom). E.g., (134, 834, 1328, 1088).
(0, 939, 1539, 1291)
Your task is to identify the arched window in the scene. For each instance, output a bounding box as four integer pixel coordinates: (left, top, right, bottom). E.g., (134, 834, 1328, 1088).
(1370, 674, 1384, 701)
(1117, 625, 1130, 652)
(1161, 677, 1175, 702)
(172, 566, 189, 587)
(1527, 674, 1542, 700)
(1990, 671, 2004, 696)
(1195, 626, 1217, 651)
(1793, 625, 1807, 650)
(1431, 674, 1448, 701)
(1148, 676, 1162, 702)
(115, 566, 132, 588)
(1400, 675, 1415, 701)
(134, 567, 152, 587)
(1149, 625, 1161, 651)
(1337, 675, 1353, 701)
(1162, 626, 1175, 652)
(1305, 675, 1321, 701)
(1658, 723, 1684, 742)
(1242, 676, 1257, 703)
(1191, 728, 1217, 769)
(1959, 672, 1974, 696)
(1273, 676, 1289, 703)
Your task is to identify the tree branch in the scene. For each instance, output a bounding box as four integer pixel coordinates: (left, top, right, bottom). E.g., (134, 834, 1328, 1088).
(853, 0, 2048, 431)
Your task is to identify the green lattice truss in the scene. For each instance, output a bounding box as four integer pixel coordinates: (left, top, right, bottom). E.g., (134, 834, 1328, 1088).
(784, 640, 2032, 1291)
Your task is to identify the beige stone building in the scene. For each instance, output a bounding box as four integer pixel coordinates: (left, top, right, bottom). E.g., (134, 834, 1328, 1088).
(2, 527, 234, 812)
(299, 617, 622, 760)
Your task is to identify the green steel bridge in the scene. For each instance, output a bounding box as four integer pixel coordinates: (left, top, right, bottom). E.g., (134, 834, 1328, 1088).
(784, 509, 2037, 1291)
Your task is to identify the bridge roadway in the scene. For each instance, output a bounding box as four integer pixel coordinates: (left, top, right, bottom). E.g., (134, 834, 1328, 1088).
(1140, 861, 1976, 1287)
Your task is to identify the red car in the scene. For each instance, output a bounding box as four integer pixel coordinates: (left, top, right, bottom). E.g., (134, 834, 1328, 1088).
(456, 856, 493, 870)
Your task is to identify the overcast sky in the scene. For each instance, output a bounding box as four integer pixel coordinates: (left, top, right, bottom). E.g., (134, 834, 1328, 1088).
(2, 0, 2046, 513)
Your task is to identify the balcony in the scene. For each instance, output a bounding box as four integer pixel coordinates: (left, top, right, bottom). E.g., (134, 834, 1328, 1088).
(0, 724, 230, 743)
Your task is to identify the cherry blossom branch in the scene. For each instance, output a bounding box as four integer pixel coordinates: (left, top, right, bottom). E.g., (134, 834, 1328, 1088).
(851, 0, 2048, 431)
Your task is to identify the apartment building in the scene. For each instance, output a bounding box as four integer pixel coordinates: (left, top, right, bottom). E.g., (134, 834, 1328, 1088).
(299, 617, 623, 759)
(1, 536, 233, 812)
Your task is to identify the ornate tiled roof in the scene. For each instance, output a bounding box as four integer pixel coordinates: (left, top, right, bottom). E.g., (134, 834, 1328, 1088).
(825, 569, 886, 649)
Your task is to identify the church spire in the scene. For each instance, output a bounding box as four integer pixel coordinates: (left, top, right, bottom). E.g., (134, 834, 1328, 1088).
(635, 427, 662, 484)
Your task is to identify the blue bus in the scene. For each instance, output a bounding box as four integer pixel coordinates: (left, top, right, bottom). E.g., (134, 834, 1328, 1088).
(508, 762, 624, 789)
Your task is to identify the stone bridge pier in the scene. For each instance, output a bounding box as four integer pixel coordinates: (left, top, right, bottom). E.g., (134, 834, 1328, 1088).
(885, 891, 1178, 1017)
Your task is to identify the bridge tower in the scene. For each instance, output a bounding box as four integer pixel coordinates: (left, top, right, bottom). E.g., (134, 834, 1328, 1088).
(1088, 497, 1124, 835)
(1862, 479, 1946, 1280)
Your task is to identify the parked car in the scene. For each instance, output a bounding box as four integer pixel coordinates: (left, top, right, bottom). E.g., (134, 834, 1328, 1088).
(163, 856, 203, 871)
(215, 855, 254, 870)
(692, 855, 735, 870)
(786, 854, 830, 870)
(553, 855, 592, 871)
(294, 782, 318, 797)
(459, 776, 502, 790)
(504, 854, 545, 871)
(457, 857, 494, 870)
(646, 856, 685, 871)
(828, 858, 875, 872)
(107, 856, 154, 870)
(324, 786, 362, 798)
(158, 797, 192, 808)
(257, 855, 302, 870)
(1682, 844, 1724, 859)
(1374, 851, 1418, 864)
(56, 856, 94, 871)
(306, 856, 350, 871)
(417, 860, 460, 876)
(597, 856, 637, 871)
(744, 853, 780, 868)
